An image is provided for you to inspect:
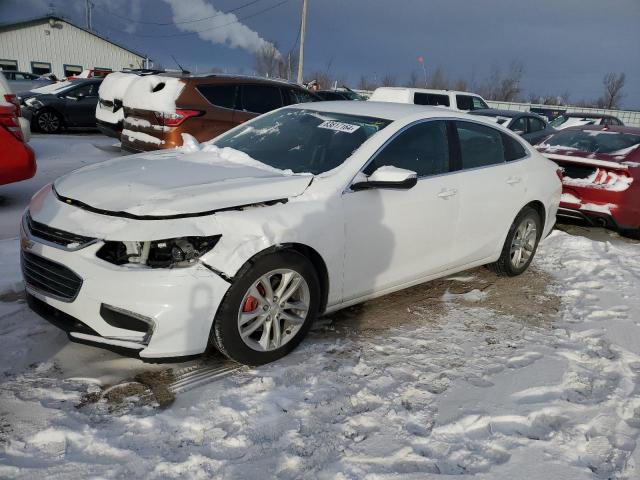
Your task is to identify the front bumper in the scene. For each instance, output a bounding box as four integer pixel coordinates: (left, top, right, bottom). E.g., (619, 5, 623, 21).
(96, 119, 122, 139)
(21, 220, 231, 359)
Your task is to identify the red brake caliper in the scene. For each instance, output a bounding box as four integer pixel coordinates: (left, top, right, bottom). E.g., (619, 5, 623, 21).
(242, 284, 266, 312)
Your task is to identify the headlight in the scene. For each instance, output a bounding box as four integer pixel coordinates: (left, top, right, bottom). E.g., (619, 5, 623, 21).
(96, 235, 221, 268)
(25, 97, 43, 108)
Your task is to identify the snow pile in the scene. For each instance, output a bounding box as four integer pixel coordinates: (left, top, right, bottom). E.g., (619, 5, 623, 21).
(96, 73, 141, 124)
(29, 81, 72, 94)
(0, 238, 21, 295)
(121, 129, 164, 145)
(564, 167, 633, 192)
(123, 75, 185, 113)
(179, 133, 296, 176)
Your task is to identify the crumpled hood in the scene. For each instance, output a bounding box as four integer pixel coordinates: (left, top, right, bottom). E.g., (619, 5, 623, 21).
(54, 149, 313, 217)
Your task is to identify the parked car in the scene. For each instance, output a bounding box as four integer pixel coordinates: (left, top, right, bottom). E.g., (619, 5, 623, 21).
(95, 70, 177, 139)
(469, 109, 556, 144)
(67, 68, 113, 80)
(536, 126, 640, 238)
(316, 89, 365, 101)
(22, 102, 560, 364)
(1, 70, 53, 93)
(120, 74, 319, 152)
(0, 101, 36, 186)
(0, 72, 30, 141)
(21, 79, 102, 133)
(549, 112, 624, 129)
(369, 87, 489, 112)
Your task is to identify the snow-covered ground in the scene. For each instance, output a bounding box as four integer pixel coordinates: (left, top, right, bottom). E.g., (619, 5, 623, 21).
(1, 135, 640, 479)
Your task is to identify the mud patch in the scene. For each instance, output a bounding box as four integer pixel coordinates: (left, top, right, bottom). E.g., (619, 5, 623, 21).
(322, 266, 560, 336)
(0, 290, 25, 303)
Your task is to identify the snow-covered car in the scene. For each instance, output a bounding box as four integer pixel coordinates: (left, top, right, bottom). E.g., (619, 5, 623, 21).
(549, 113, 624, 129)
(369, 87, 489, 112)
(22, 102, 561, 365)
(536, 126, 640, 238)
(1, 70, 53, 93)
(95, 72, 142, 139)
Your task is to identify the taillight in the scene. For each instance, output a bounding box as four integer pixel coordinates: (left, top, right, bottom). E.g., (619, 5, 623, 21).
(4, 93, 21, 117)
(154, 109, 202, 127)
(0, 105, 23, 141)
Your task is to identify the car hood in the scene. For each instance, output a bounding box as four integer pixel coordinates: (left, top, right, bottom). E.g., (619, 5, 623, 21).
(53, 150, 314, 218)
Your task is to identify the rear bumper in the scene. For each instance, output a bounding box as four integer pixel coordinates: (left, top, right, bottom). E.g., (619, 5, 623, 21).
(0, 127, 36, 186)
(96, 119, 122, 139)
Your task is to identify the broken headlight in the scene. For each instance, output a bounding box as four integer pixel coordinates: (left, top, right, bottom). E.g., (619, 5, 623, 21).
(96, 235, 221, 268)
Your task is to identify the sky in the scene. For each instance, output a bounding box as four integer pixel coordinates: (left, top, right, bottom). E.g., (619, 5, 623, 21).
(1, 0, 639, 109)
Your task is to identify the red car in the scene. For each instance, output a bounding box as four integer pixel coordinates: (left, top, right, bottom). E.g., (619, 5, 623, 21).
(0, 101, 36, 186)
(536, 126, 640, 238)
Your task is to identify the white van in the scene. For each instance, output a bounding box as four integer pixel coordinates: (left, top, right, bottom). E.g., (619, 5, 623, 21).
(369, 87, 489, 112)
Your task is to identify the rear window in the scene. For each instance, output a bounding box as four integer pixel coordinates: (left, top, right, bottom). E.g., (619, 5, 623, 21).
(456, 121, 506, 169)
(414, 92, 450, 107)
(286, 88, 317, 105)
(542, 130, 640, 155)
(197, 84, 237, 109)
(240, 84, 283, 114)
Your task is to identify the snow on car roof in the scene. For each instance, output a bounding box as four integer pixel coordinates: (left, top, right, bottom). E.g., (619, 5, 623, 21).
(288, 100, 459, 121)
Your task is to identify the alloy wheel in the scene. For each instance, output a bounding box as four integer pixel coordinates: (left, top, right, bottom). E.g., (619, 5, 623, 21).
(38, 112, 60, 132)
(237, 268, 310, 352)
(510, 218, 537, 269)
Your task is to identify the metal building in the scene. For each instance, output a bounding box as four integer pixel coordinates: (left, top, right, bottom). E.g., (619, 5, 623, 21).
(0, 16, 147, 78)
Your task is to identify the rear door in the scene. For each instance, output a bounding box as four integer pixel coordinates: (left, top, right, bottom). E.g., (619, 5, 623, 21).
(234, 83, 284, 124)
(450, 120, 529, 265)
(62, 82, 100, 126)
(195, 82, 239, 140)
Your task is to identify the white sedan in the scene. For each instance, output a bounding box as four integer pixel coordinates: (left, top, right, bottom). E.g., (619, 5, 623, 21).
(21, 102, 561, 365)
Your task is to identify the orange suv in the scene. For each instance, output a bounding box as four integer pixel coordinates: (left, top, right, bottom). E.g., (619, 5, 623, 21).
(121, 75, 319, 152)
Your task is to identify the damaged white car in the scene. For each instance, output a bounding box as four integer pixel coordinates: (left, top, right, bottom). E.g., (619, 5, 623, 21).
(21, 102, 561, 365)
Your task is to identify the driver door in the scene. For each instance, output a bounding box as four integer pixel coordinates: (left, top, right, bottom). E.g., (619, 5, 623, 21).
(63, 82, 100, 126)
(341, 120, 460, 302)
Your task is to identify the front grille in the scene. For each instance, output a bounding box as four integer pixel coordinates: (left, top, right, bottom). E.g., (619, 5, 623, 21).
(21, 251, 82, 302)
(26, 213, 95, 248)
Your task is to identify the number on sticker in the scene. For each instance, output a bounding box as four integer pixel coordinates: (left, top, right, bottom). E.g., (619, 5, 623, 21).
(317, 120, 360, 133)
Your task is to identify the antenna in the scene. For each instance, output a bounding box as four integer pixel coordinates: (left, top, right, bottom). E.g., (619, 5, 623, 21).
(171, 55, 190, 74)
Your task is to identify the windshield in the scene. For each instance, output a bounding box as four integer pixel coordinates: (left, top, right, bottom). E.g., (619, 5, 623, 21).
(213, 108, 391, 174)
(542, 129, 640, 155)
(549, 115, 597, 128)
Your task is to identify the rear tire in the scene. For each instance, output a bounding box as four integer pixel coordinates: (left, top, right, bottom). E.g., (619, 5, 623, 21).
(209, 250, 320, 365)
(35, 109, 62, 134)
(487, 206, 542, 277)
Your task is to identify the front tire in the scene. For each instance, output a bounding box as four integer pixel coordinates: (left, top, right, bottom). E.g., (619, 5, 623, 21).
(210, 250, 321, 365)
(35, 109, 62, 133)
(488, 206, 542, 276)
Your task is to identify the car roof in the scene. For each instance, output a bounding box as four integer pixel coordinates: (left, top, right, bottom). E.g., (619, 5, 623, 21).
(288, 100, 463, 121)
(564, 125, 640, 134)
(563, 112, 618, 119)
(372, 86, 483, 97)
(183, 73, 304, 88)
(470, 108, 547, 120)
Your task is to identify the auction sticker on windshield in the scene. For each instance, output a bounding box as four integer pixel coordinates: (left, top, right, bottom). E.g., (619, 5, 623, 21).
(318, 120, 361, 133)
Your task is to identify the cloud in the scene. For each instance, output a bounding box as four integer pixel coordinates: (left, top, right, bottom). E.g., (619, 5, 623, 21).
(162, 0, 279, 57)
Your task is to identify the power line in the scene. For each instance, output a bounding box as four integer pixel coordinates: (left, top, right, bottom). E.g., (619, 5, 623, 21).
(94, 0, 265, 26)
(102, 0, 289, 39)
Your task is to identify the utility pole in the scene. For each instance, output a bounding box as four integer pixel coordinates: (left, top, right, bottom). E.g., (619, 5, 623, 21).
(85, 0, 92, 30)
(296, 0, 308, 84)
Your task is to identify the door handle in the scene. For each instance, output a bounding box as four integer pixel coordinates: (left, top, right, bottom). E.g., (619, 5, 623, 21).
(506, 176, 522, 185)
(437, 188, 458, 199)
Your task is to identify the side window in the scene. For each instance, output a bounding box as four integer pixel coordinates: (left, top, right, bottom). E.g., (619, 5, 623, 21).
(455, 95, 473, 110)
(414, 93, 450, 107)
(455, 121, 505, 169)
(363, 121, 450, 177)
(197, 84, 237, 109)
(510, 117, 527, 134)
(240, 84, 283, 114)
(66, 83, 96, 98)
(286, 88, 316, 105)
(471, 96, 489, 110)
(501, 133, 527, 161)
(528, 117, 546, 132)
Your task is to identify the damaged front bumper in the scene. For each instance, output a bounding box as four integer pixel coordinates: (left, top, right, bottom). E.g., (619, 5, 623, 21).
(20, 216, 231, 359)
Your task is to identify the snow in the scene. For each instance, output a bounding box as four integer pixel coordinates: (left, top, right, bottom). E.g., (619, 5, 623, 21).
(121, 128, 164, 145)
(122, 75, 185, 113)
(29, 81, 72, 94)
(2, 135, 640, 478)
(95, 73, 141, 125)
(563, 168, 633, 192)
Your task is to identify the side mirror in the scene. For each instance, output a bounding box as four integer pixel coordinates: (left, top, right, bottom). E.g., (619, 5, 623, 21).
(351, 166, 418, 191)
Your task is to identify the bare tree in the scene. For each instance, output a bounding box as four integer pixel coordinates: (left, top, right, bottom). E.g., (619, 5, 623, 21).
(357, 74, 378, 91)
(599, 72, 626, 109)
(253, 43, 282, 78)
(452, 78, 468, 92)
(380, 73, 397, 87)
(428, 66, 448, 89)
(477, 61, 523, 102)
(405, 69, 421, 87)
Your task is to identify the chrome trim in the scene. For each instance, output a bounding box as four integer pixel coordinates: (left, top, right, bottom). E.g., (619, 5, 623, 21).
(22, 212, 98, 252)
(343, 116, 531, 194)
